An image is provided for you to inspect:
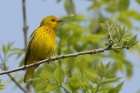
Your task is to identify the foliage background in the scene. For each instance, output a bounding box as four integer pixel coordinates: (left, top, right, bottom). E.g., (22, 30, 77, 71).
(0, 0, 140, 93)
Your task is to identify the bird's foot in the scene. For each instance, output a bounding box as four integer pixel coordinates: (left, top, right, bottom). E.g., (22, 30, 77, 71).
(47, 57, 51, 64)
(33, 61, 39, 68)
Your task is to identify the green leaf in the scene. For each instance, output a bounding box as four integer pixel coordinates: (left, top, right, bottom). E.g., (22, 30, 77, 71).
(80, 82, 94, 91)
(64, 0, 76, 15)
(2, 44, 7, 55)
(136, 90, 140, 93)
(108, 81, 124, 93)
(53, 65, 65, 83)
(0, 79, 4, 90)
(127, 35, 137, 47)
(116, 60, 123, 72)
(39, 73, 49, 80)
(87, 4, 94, 11)
(118, 0, 129, 11)
(115, 27, 121, 40)
(122, 41, 127, 47)
(101, 62, 105, 72)
(116, 81, 124, 89)
(82, 34, 105, 40)
(128, 35, 137, 44)
(109, 20, 118, 30)
(105, 19, 109, 28)
(87, 0, 104, 10)
(0, 85, 4, 90)
(0, 54, 3, 62)
(136, 0, 140, 4)
(105, 62, 111, 70)
(7, 52, 18, 59)
(113, 49, 120, 54)
(68, 73, 81, 91)
(31, 78, 41, 81)
(118, 26, 123, 38)
(62, 83, 72, 93)
(100, 23, 108, 31)
(56, 0, 61, 3)
(85, 70, 98, 83)
(35, 82, 48, 91)
(106, 3, 118, 12)
(104, 43, 110, 46)
(102, 77, 121, 84)
(121, 18, 132, 28)
(96, 63, 102, 76)
(9, 48, 20, 51)
(126, 10, 140, 20)
(46, 83, 59, 92)
(99, 85, 114, 91)
(7, 42, 14, 50)
(122, 60, 133, 79)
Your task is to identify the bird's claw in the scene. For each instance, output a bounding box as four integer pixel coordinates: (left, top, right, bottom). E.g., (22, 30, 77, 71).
(47, 57, 51, 64)
(33, 61, 39, 68)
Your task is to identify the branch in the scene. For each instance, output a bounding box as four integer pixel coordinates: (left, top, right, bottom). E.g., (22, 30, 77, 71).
(22, 0, 31, 92)
(0, 46, 114, 75)
(22, 0, 28, 48)
(7, 74, 28, 93)
(0, 67, 28, 93)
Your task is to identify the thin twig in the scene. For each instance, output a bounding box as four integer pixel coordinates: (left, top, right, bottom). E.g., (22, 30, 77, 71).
(22, 0, 31, 92)
(0, 67, 28, 93)
(7, 74, 28, 93)
(22, 0, 28, 48)
(0, 46, 114, 75)
(94, 75, 103, 93)
(67, 1, 75, 92)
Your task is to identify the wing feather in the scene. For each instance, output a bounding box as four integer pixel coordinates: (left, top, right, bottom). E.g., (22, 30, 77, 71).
(24, 29, 37, 65)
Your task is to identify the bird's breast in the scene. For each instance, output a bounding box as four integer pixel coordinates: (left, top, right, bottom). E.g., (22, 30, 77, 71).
(30, 29, 56, 60)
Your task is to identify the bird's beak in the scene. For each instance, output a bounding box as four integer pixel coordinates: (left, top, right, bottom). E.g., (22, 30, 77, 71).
(57, 20, 63, 23)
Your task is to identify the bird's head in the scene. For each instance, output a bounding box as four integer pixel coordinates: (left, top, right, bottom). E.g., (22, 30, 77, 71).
(40, 15, 63, 29)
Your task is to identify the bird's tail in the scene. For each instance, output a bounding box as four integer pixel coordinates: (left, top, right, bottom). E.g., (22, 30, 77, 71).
(24, 65, 35, 84)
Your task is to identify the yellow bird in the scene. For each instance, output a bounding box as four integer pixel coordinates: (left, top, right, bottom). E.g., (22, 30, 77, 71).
(24, 15, 63, 83)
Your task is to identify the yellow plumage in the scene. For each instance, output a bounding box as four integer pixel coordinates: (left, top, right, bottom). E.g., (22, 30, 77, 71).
(24, 15, 62, 83)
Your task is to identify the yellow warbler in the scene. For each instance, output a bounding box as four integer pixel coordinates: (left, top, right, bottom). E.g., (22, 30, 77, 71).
(24, 15, 63, 83)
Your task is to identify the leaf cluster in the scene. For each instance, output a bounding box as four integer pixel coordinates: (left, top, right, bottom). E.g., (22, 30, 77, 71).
(100, 20, 138, 53)
(34, 62, 124, 93)
(0, 42, 24, 70)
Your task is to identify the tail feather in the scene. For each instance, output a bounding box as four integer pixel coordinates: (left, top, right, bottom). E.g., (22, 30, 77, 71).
(24, 66, 35, 84)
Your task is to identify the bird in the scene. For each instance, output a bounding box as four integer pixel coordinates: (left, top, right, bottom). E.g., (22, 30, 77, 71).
(24, 15, 63, 84)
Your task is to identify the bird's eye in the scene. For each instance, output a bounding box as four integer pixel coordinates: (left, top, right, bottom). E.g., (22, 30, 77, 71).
(52, 19, 54, 22)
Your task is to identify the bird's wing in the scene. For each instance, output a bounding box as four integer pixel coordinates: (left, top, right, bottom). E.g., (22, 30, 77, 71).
(24, 29, 37, 65)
